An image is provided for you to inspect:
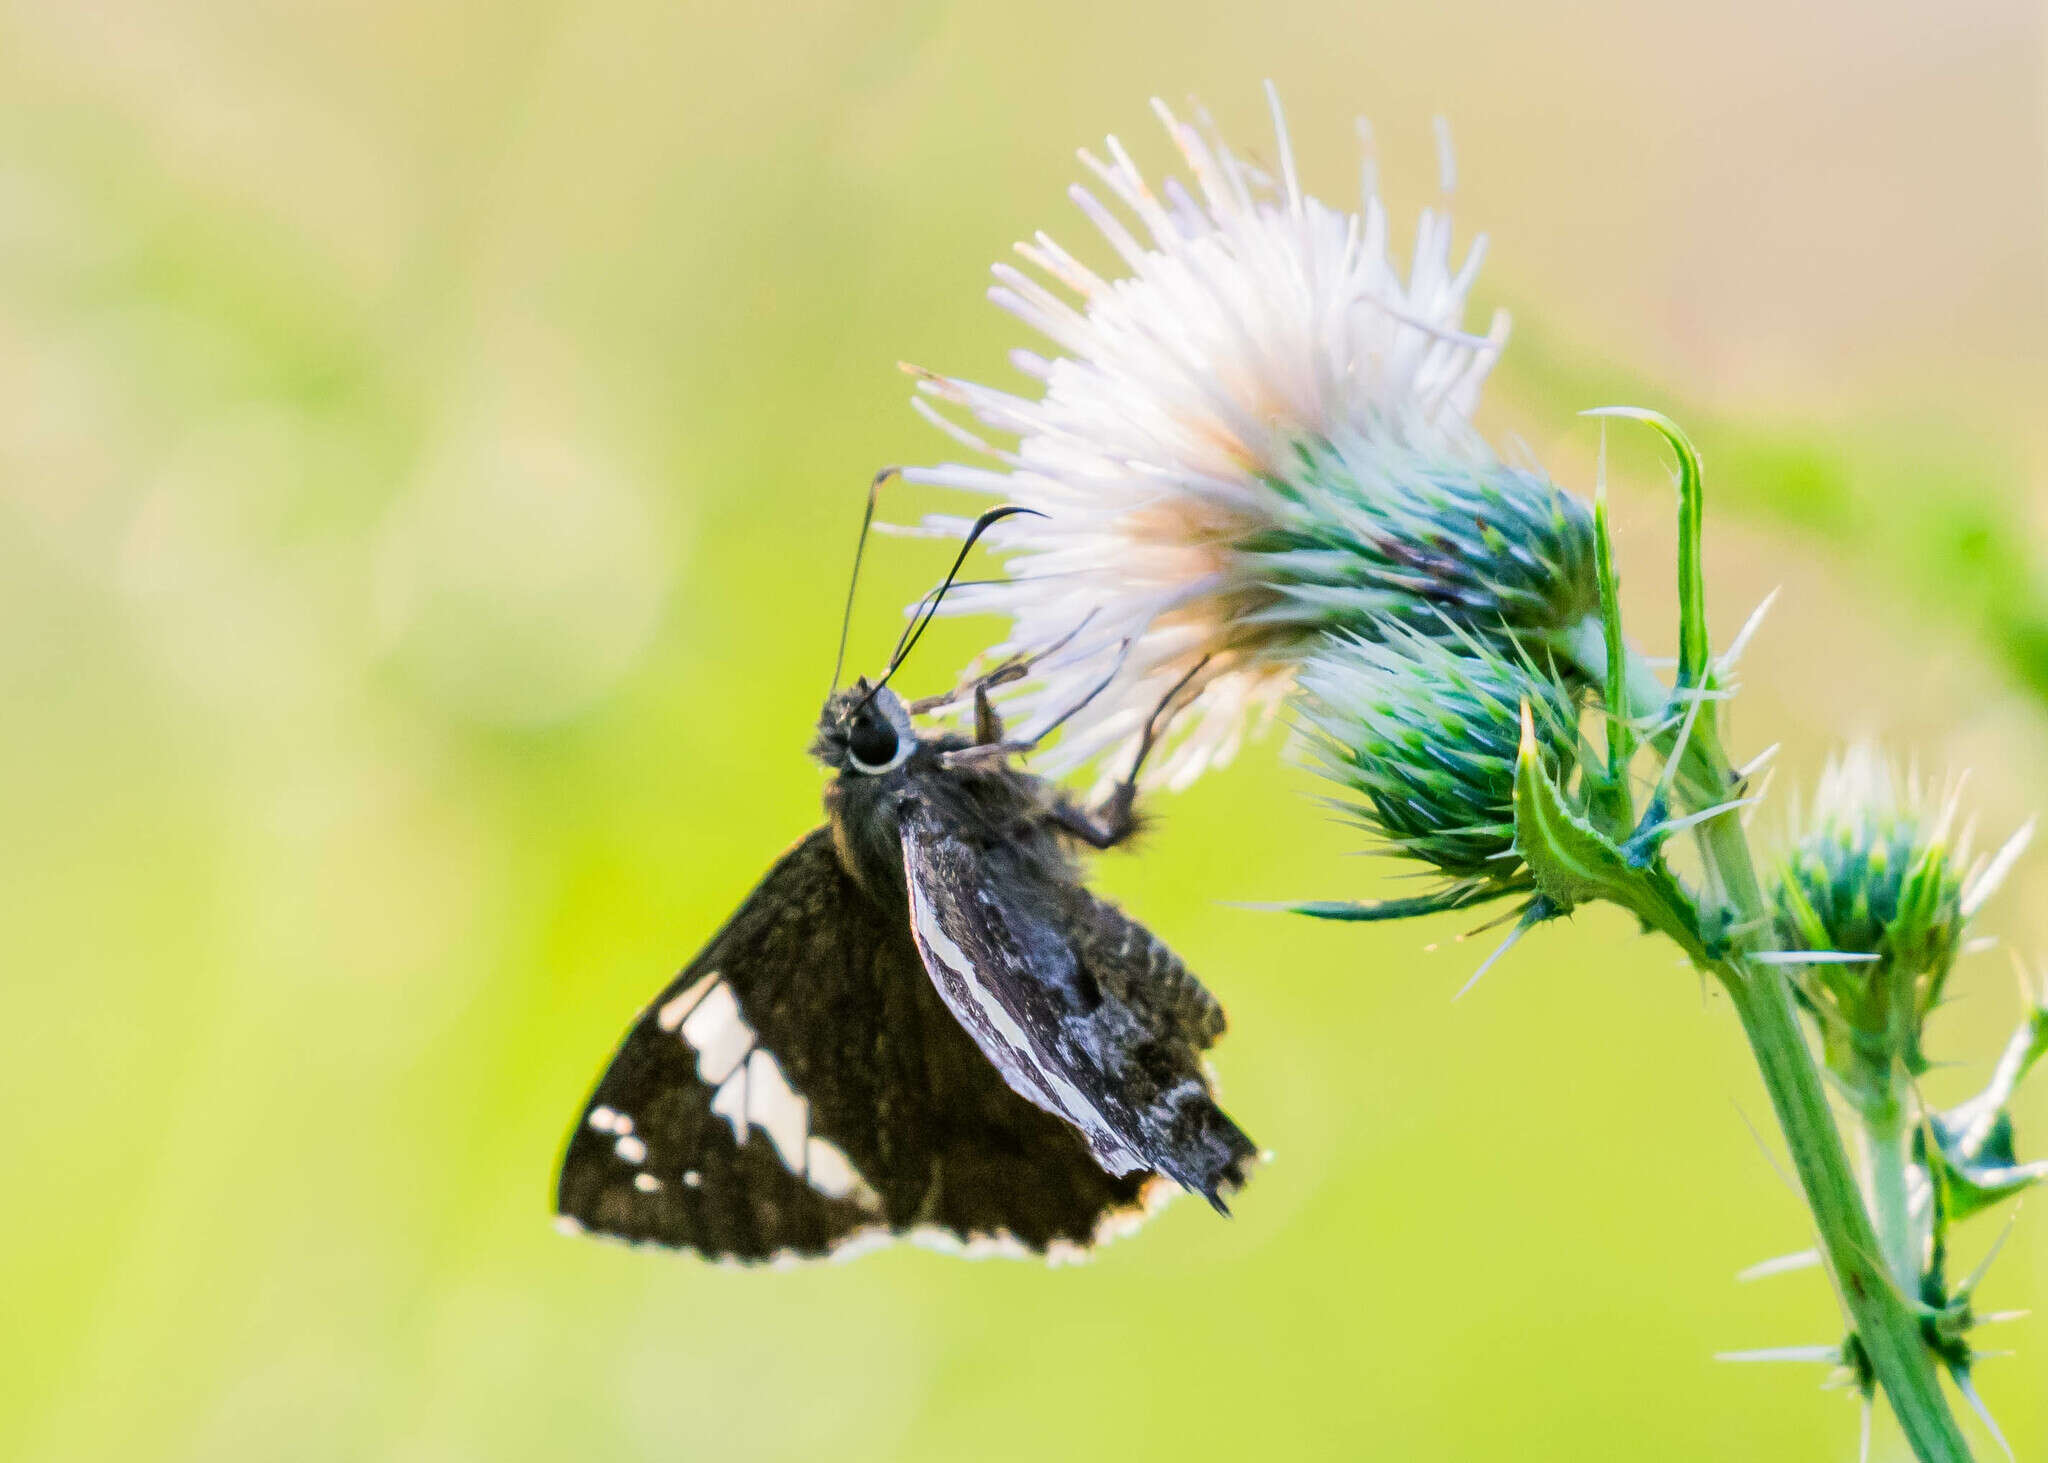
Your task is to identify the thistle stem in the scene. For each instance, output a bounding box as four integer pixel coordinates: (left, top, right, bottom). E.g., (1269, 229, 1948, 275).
(1675, 697, 1971, 1463)
(1582, 408, 1972, 1458)
(1858, 1103, 1924, 1296)
(1713, 963, 1966, 1460)
(1551, 621, 1968, 1453)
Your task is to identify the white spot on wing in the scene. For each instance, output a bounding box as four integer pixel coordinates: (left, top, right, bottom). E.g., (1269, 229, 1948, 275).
(680, 982, 752, 1083)
(658, 969, 721, 1032)
(745, 1049, 808, 1171)
(667, 975, 886, 1207)
(633, 1172, 663, 1193)
(803, 1137, 859, 1199)
(682, 1170, 702, 1188)
(614, 1135, 647, 1165)
(803, 1136, 882, 1212)
(587, 1106, 619, 1133)
(709, 1065, 749, 1142)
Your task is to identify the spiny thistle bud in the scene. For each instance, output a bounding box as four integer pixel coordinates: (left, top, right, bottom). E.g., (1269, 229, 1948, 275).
(1768, 747, 2031, 1101)
(1243, 435, 1600, 647)
(1295, 622, 1581, 893)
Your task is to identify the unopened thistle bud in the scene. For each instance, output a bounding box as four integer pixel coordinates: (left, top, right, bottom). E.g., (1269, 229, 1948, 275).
(1295, 624, 1581, 894)
(1769, 747, 2031, 1101)
(905, 86, 1598, 789)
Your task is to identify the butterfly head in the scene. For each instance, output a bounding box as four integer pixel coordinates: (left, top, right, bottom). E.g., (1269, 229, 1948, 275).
(813, 680, 919, 777)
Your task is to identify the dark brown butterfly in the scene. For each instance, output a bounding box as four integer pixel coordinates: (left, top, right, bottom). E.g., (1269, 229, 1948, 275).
(554, 506, 1256, 1263)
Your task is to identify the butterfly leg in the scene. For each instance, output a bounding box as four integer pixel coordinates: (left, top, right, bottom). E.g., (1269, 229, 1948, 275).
(1048, 657, 1211, 851)
(937, 640, 1139, 771)
(908, 655, 1028, 742)
(1048, 783, 1138, 851)
(974, 675, 1006, 745)
(908, 610, 1106, 733)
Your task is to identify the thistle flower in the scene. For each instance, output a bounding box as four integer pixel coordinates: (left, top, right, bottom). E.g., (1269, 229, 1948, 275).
(905, 95, 2038, 1448)
(906, 86, 1595, 788)
(1295, 622, 1582, 900)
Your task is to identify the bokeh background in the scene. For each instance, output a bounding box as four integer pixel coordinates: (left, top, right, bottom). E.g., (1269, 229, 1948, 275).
(5, 2, 2047, 1459)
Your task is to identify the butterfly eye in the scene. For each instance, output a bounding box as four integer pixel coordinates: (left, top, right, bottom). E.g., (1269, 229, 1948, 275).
(847, 710, 905, 773)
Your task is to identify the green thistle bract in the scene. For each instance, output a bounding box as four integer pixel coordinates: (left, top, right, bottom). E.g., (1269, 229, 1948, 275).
(1245, 435, 1601, 651)
(1296, 623, 1581, 889)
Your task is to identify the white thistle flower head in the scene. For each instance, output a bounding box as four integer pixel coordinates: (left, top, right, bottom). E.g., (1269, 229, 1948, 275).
(903, 85, 1599, 792)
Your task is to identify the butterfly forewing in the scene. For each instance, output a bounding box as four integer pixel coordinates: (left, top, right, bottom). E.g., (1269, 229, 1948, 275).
(556, 829, 1162, 1262)
(899, 806, 1257, 1208)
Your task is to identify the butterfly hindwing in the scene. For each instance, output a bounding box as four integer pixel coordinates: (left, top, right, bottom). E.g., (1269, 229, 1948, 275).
(555, 828, 1161, 1263)
(899, 805, 1257, 1208)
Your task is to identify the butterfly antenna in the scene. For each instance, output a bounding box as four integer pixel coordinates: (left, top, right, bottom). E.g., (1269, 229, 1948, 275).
(881, 504, 1036, 671)
(864, 504, 1044, 706)
(829, 467, 899, 697)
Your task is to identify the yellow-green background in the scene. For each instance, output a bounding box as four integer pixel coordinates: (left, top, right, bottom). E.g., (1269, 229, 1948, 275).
(5, 3, 2046, 1459)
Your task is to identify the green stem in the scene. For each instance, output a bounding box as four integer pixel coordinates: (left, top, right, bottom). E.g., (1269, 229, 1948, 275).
(1716, 964, 1965, 1459)
(1858, 1103, 1924, 1296)
(1582, 410, 1969, 1458)
(1551, 621, 1969, 1454)
(1685, 738, 1970, 1462)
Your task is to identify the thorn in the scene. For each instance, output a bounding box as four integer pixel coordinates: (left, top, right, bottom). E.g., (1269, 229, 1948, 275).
(1962, 818, 2034, 917)
(2010, 950, 2039, 1009)
(1653, 795, 1761, 837)
(1456, 901, 1529, 939)
(1952, 1370, 2015, 1462)
(1975, 1309, 2030, 1326)
(1454, 917, 1531, 1001)
(1651, 690, 1707, 806)
(1749, 950, 1883, 966)
(1740, 767, 1778, 828)
(1720, 587, 1781, 668)
(1666, 682, 1735, 703)
(1596, 422, 1608, 507)
(1736, 742, 1781, 781)
(1857, 1398, 1873, 1463)
(1714, 1345, 1841, 1364)
(1930, 770, 1970, 849)
(1731, 1100, 1802, 1199)
(1737, 1249, 1822, 1283)
(1957, 1207, 2022, 1300)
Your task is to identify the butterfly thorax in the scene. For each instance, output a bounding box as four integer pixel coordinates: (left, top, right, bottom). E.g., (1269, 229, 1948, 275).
(812, 682, 1073, 906)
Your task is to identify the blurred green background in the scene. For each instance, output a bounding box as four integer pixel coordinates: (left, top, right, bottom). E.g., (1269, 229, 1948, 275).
(4, 2, 2046, 1460)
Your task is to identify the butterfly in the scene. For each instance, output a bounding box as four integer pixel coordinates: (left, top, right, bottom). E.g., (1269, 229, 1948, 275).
(554, 505, 1257, 1264)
